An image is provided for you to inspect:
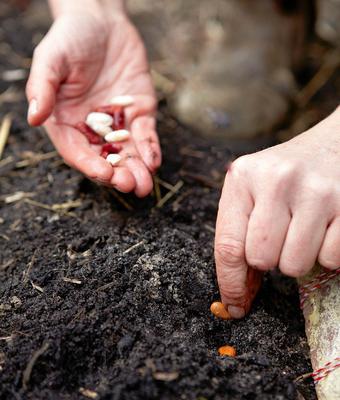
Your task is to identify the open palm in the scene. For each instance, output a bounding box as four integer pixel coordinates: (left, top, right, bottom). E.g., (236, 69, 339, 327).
(27, 14, 161, 196)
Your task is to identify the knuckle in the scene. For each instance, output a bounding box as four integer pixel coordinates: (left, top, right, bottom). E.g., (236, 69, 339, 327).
(318, 253, 340, 269)
(303, 177, 332, 202)
(246, 256, 274, 271)
(215, 239, 244, 266)
(279, 259, 308, 278)
(229, 155, 252, 176)
(272, 162, 296, 187)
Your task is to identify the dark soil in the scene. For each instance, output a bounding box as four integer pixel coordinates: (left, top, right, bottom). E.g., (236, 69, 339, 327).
(1, 2, 339, 400)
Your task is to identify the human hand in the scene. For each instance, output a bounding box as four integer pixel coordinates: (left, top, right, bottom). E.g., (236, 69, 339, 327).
(26, 9, 161, 197)
(215, 107, 340, 318)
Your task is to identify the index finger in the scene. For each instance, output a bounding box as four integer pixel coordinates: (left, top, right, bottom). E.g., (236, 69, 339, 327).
(214, 162, 261, 318)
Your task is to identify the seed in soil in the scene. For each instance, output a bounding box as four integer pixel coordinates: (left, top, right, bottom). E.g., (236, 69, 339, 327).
(110, 95, 135, 107)
(93, 105, 125, 130)
(105, 129, 130, 143)
(218, 345, 237, 357)
(106, 154, 122, 166)
(210, 301, 231, 320)
(75, 122, 103, 145)
(86, 112, 113, 127)
(100, 143, 122, 158)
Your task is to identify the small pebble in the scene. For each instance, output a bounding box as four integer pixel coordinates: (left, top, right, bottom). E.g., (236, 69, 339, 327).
(86, 112, 113, 127)
(218, 345, 237, 357)
(105, 129, 130, 143)
(110, 95, 135, 107)
(106, 154, 122, 166)
(210, 301, 231, 320)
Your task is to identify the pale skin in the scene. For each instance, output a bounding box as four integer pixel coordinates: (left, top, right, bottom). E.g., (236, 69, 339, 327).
(27, 0, 340, 318)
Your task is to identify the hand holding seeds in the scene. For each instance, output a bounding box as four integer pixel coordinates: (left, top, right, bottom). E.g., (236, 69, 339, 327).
(26, 11, 161, 197)
(215, 107, 340, 319)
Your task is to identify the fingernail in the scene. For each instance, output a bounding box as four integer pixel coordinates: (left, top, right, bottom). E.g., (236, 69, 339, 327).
(228, 305, 245, 319)
(28, 99, 38, 116)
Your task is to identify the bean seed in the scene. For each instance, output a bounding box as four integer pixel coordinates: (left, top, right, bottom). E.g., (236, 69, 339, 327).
(210, 301, 231, 320)
(106, 154, 122, 166)
(88, 123, 112, 137)
(86, 112, 113, 127)
(93, 105, 125, 130)
(218, 345, 236, 357)
(100, 143, 122, 158)
(105, 129, 130, 143)
(75, 122, 103, 145)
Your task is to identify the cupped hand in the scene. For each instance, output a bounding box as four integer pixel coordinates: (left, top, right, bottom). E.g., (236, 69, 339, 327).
(215, 107, 340, 318)
(26, 12, 161, 197)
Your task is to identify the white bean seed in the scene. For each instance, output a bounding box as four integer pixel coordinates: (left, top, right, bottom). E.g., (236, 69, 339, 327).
(88, 123, 112, 137)
(106, 154, 122, 166)
(105, 129, 130, 142)
(110, 95, 135, 107)
(86, 112, 113, 127)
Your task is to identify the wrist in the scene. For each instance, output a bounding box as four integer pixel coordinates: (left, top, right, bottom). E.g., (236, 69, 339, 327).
(48, 0, 126, 21)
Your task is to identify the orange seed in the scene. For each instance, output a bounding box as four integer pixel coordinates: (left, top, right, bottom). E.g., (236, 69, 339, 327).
(218, 345, 237, 357)
(210, 301, 231, 320)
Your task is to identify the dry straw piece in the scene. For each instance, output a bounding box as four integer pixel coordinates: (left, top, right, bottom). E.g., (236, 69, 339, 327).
(0, 114, 12, 159)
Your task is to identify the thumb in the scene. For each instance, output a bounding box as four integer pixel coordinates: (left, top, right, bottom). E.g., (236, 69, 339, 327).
(26, 40, 65, 126)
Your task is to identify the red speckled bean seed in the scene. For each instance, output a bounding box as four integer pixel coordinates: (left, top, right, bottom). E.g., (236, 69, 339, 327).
(94, 105, 125, 130)
(94, 105, 117, 116)
(100, 143, 122, 158)
(113, 107, 125, 130)
(75, 122, 103, 145)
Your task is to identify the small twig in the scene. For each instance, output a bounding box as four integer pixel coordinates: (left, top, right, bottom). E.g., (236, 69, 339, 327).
(153, 176, 162, 203)
(294, 371, 313, 382)
(0, 336, 12, 342)
(204, 224, 216, 233)
(63, 277, 82, 285)
(180, 170, 221, 189)
(154, 176, 175, 191)
(30, 281, 44, 293)
(156, 180, 184, 208)
(0, 86, 23, 104)
(15, 151, 58, 168)
(96, 282, 115, 292)
(24, 198, 80, 217)
(110, 190, 133, 211)
(2, 191, 35, 204)
(297, 49, 340, 108)
(23, 251, 37, 283)
(123, 240, 145, 254)
(22, 342, 49, 390)
(0, 259, 14, 272)
(0, 155, 14, 169)
(0, 114, 12, 159)
(180, 147, 206, 158)
(79, 387, 99, 399)
(151, 68, 176, 94)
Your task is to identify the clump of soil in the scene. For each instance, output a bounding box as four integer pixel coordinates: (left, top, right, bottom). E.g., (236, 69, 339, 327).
(1, 1, 339, 399)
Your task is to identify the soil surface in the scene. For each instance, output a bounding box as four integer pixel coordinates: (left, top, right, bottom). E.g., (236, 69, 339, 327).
(1, 2, 339, 400)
